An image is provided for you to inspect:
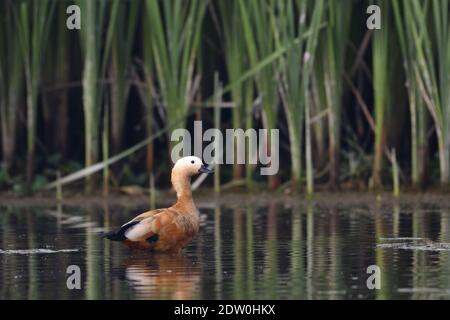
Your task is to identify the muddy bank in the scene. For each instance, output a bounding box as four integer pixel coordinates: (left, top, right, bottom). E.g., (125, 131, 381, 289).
(1, 190, 450, 209)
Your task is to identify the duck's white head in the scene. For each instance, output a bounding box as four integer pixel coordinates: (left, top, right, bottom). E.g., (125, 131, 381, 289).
(172, 156, 213, 177)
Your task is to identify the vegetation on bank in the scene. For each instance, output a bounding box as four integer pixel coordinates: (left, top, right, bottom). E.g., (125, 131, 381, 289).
(0, 0, 449, 196)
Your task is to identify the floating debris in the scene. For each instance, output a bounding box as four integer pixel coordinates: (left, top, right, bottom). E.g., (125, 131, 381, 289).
(67, 221, 97, 229)
(379, 237, 424, 241)
(59, 216, 84, 224)
(397, 287, 450, 294)
(377, 239, 450, 251)
(318, 290, 347, 295)
(0, 248, 79, 255)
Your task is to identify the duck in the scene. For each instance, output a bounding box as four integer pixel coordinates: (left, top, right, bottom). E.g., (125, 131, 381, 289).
(104, 156, 213, 253)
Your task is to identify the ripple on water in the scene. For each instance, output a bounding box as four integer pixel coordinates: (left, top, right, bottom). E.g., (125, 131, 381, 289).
(377, 240, 450, 251)
(0, 248, 79, 255)
(1, 202, 450, 299)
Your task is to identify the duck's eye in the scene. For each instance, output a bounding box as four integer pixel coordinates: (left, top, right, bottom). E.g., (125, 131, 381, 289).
(191, 160, 195, 164)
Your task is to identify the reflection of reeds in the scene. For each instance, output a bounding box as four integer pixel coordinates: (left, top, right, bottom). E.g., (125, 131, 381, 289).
(411, 207, 427, 299)
(86, 208, 103, 299)
(26, 209, 38, 299)
(232, 208, 244, 299)
(263, 202, 279, 299)
(306, 202, 314, 299)
(214, 205, 222, 299)
(374, 201, 393, 299)
(102, 204, 112, 299)
(328, 208, 344, 299)
(245, 205, 255, 298)
(439, 210, 450, 294)
(1, 209, 23, 299)
(290, 205, 306, 299)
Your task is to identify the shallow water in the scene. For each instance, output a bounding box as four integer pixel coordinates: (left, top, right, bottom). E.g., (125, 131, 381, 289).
(1, 201, 450, 300)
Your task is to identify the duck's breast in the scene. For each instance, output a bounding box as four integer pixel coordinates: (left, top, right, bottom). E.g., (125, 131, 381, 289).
(153, 212, 199, 252)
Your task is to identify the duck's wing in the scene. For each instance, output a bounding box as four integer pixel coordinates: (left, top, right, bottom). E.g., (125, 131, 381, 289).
(103, 208, 166, 241)
(124, 208, 179, 242)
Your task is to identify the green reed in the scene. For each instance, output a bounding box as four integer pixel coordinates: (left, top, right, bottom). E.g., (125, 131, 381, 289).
(16, 0, 55, 191)
(371, 0, 392, 190)
(319, 0, 352, 187)
(6, 0, 450, 194)
(393, 0, 428, 187)
(239, 0, 281, 190)
(218, 0, 255, 186)
(410, 0, 449, 185)
(109, 0, 139, 154)
(145, 0, 207, 155)
(276, 0, 324, 193)
(0, 2, 23, 172)
(77, 0, 118, 191)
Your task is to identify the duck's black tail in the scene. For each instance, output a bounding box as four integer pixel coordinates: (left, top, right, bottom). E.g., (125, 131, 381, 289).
(102, 220, 140, 241)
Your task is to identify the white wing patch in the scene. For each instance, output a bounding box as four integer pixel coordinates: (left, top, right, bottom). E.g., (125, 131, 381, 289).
(124, 219, 154, 241)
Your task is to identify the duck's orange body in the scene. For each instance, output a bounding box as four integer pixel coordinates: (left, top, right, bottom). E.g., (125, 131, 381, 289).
(121, 205, 199, 252)
(104, 156, 212, 253)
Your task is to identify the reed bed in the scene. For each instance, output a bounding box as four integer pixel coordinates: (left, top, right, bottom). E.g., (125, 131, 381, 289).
(0, 0, 449, 195)
(392, 0, 450, 187)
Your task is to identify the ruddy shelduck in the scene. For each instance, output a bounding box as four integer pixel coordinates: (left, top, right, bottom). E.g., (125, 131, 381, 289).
(104, 156, 213, 252)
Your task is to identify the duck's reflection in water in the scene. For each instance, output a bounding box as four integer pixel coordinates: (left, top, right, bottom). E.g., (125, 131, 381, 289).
(122, 254, 201, 299)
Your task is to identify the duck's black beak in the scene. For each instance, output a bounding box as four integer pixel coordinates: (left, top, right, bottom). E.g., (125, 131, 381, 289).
(199, 164, 214, 174)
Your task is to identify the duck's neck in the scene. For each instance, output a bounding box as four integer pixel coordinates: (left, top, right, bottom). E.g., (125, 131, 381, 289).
(171, 171, 196, 211)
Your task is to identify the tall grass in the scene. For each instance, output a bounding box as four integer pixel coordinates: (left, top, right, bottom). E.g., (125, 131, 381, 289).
(393, 0, 428, 187)
(0, 1, 23, 172)
(239, 0, 280, 190)
(144, 0, 207, 155)
(44, 1, 71, 159)
(109, 0, 139, 154)
(137, 6, 156, 186)
(5, 0, 450, 194)
(276, 0, 324, 192)
(409, 0, 449, 185)
(77, 0, 118, 191)
(371, 0, 391, 190)
(16, 0, 55, 190)
(218, 0, 255, 185)
(392, 0, 450, 186)
(320, 0, 352, 188)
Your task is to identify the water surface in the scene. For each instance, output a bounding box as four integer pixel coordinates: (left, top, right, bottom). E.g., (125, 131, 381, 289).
(1, 200, 450, 299)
